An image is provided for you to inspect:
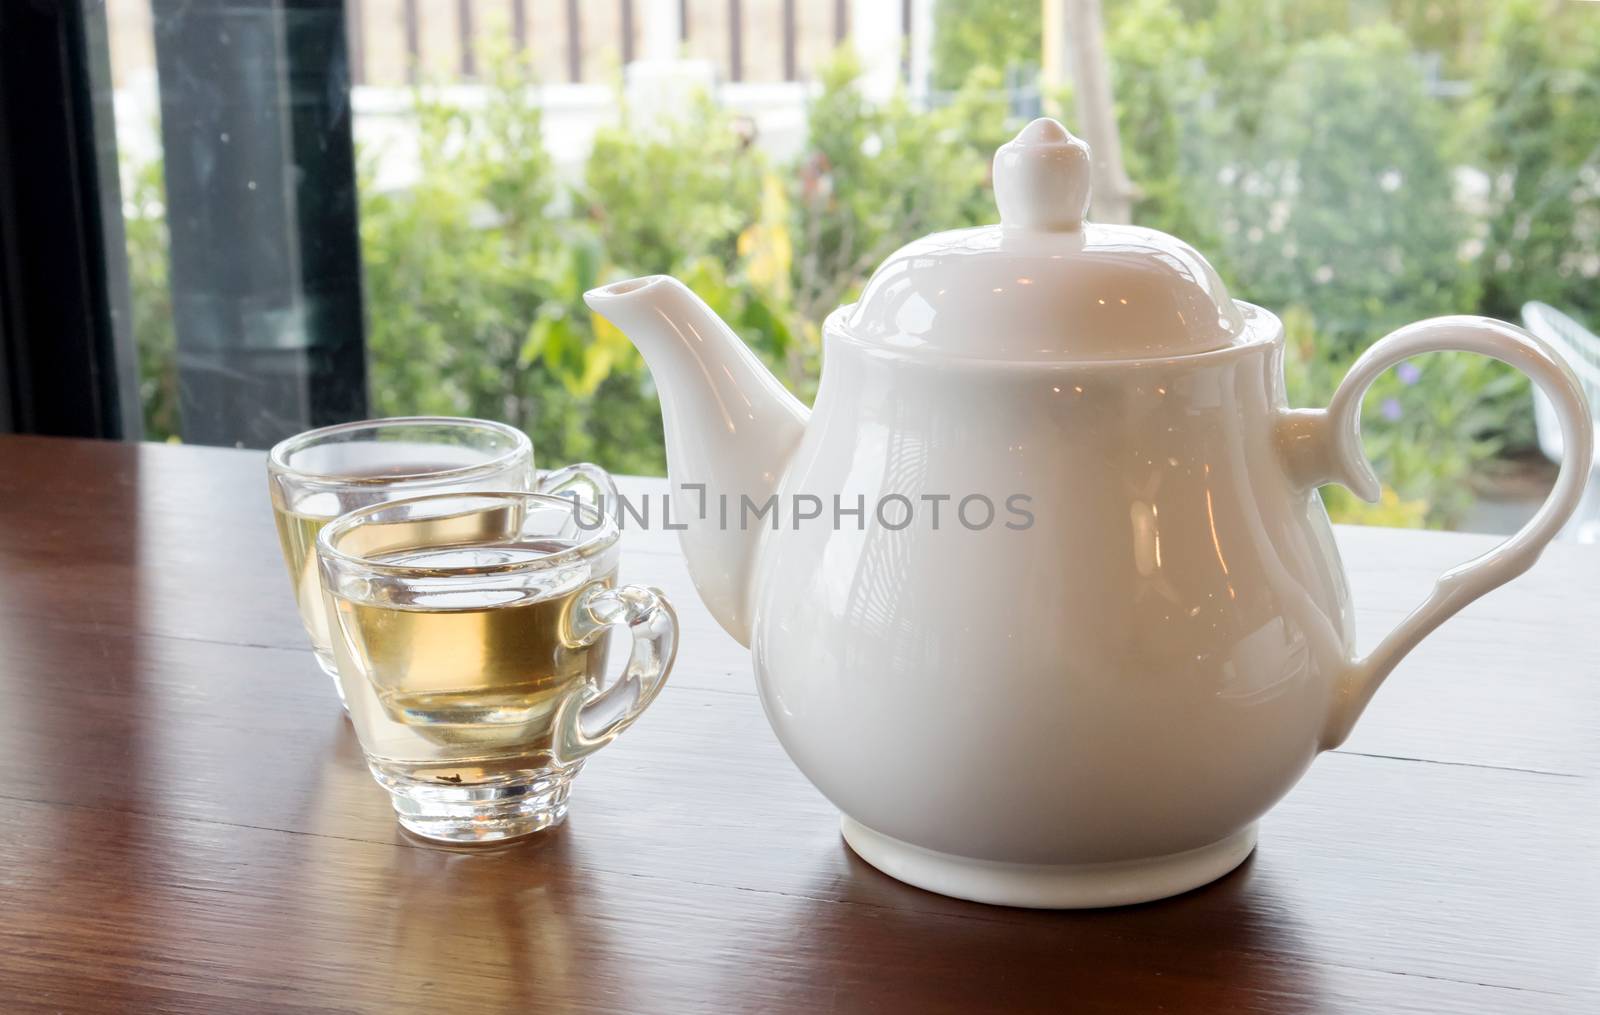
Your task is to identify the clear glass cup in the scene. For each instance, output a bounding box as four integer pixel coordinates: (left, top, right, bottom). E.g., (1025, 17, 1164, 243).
(266, 417, 613, 703)
(317, 491, 677, 843)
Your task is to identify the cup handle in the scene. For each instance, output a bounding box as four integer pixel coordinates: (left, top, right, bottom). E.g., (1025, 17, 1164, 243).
(536, 462, 618, 512)
(1291, 316, 1594, 748)
(554, 583, 679, 763)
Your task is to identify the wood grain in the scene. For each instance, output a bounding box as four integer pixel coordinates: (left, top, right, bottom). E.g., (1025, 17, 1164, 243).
(0, 435, 1595, 1013)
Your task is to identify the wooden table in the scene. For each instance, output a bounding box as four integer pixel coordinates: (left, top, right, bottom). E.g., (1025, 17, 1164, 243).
(0, 435, 1595, 1013)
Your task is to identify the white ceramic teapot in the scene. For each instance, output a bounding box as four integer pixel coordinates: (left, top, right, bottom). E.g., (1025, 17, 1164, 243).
(585, 118, 1594, 908)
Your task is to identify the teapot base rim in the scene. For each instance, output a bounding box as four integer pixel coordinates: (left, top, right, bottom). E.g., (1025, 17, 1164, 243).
(840, 816, 1257, 909)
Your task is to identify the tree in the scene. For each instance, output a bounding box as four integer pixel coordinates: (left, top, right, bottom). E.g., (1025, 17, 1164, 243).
(580, 97, 764, 277)
(1476, 0, 1600, 327)
(1049, 0, 1138, 222)
(1215, 25, 1471, 354)
(360, 56, 667, 475)
(1105, 0, 1217, 245)
(124, 160, 180, 440)
(792, 51, 1006, 327)
(929, 0, 1040, 92)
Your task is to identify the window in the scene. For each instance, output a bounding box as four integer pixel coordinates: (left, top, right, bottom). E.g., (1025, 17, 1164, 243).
(79, 0, 1600, 533)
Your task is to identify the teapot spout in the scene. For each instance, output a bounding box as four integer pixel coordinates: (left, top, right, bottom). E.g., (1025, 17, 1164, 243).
(585, 275, 809, 647)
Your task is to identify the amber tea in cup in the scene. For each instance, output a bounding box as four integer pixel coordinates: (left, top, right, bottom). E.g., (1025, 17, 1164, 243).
(267, 417, 612, 706)
(317, 491, 677, 843)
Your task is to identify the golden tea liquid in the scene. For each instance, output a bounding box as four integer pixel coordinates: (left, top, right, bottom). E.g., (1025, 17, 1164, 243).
(269, 450, 494, 673)
(329, 539, 615, 785)
(273, 506, 335, 668)
(311, 487, 662, 845)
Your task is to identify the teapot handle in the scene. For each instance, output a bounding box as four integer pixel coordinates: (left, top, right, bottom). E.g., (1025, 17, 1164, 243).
(1295, 316, 1593, 749)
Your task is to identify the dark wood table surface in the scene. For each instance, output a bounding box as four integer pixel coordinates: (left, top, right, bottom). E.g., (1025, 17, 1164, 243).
(0, 435, 1596, 1014)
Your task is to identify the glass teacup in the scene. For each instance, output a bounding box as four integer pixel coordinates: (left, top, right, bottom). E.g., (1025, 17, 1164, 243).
(316, 491, 677, 843)
(266, 417, 612, 702)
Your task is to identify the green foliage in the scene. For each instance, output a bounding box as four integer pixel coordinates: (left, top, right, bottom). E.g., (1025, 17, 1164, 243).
(1476, 0, 1600, 326)
(1382, 0, 1484, 78)
(581, 98, 764, 276)
(124, 160, 179, 441)
(579, 96, 813, 394)
(1181, 0, 1478, 146)
(929, 0, 1040, 91)
(120, 1, 1599, 530)
(360, 55, 665, 475)
(1104, 0, 1216, 246)
(1217, 26, 1471, 354)
(1281, 307, 1514, 530)
(1190, 0, 1320, 139)
(794, 52, 1007, 324)
(361, 52, 1015, 471)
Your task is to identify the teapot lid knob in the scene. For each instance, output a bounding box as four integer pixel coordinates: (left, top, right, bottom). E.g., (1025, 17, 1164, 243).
(993, 117, 1092, 232)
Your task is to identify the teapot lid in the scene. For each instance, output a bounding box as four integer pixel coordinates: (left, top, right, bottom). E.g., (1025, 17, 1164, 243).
(832, 118, 1258, 363)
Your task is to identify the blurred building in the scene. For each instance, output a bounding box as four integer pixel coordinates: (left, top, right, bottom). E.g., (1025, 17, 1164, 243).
(105, 0, 936, 183)
(106, 1, 909, 91)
